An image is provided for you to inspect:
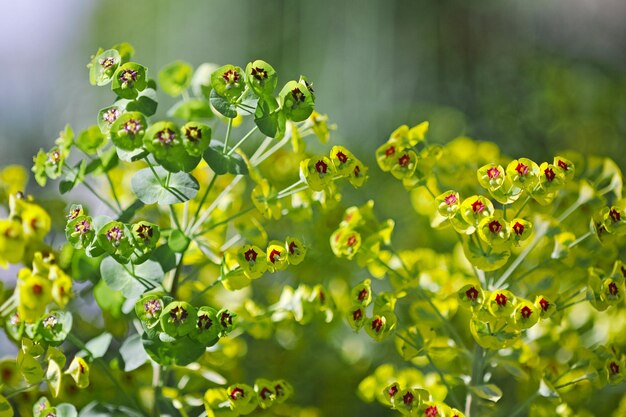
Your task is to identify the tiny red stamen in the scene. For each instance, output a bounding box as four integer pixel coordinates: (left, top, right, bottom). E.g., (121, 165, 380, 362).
(487, 166, 501, 179)
(336, 151, 348, 163)
(513, 222, 524, 235)
(425, 406, 439, 417)
(32, 284, 43, 295)
(403, 391, 414, 405)
(315, 160, 328, 174)
(288, 241, 298, 254)
(347, 235, 357, 247)
(609, 361, 620, 375)
(385, 146, 395, 157)
(539, 298, 550, 311)
(544, 167, 556, 181)
(269, 249, 281, 263)
(260, 387, 272, 400)
(244, 248, 257, 262)
(398, 154, 410, 168)
(465, 287, 479, 301)
(230, 387, 245, 400)
(609, 208, 621, 223)
(488, 220, 502, 234)
(471, 200, 485, 213)
(352, 308, 363, 321)
(387, 385, 398, 398)
(608, 282, 619, 296)
(495, 293, 508, 306)
(520, 305, 533, 319)
(557, 160, 569, 171)
(444, 194, 457, 206)
(358, 288, 368, 301)
(371, 317, 384, 332)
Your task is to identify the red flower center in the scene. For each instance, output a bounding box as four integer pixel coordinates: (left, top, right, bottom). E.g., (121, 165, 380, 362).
(488, 220, 502, 234)
(398, 154, 410, 167)
(544, 167, 556, 181)
(347, 235, 357, 247)
(403, 391, 414, 405)
(557, 160, 569, 171)
(244, 248, 257, 262)
(336, 151, 348, 163)
(513, 222, 524, 235)
(32, 284, 43, 295)
(260, 387, 272, 400)
(385, 146, 395, 157)
(275, 384, 284, 397)
(291, 88, 305, 103)
(352, 308, 363, 321)
(520, 306, 533, 319)
(371, 317, 384, 332)
(315, 160, 328, 174)
(445, 194, 457, 206)
(387, 385, 398, 398)
(425, 406, 439, 417)
(251, 67, 268, 80)
(610, 361, 620, 375)
(358, 288, 369, 301)
(269, 249, 281, 263)
(354, 165, 361, 177)
(466, 287, 479, 301)
(609, 208, 621, 223)
(471, 200, 485, 213)
(487, 166, 501, 179)
(222, 69, 240, 84)
(495, 293, 508, 306)
(230, 387, 245, 400)
(539, 298, 550, 311)
(608, 282, 619, 296)
(288, 241, 298, 254)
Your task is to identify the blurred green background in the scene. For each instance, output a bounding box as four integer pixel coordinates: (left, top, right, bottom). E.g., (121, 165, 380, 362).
(1, 0, 625, 415)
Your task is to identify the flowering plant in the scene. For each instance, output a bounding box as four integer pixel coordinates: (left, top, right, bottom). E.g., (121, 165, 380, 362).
(0, 43, 624, 417)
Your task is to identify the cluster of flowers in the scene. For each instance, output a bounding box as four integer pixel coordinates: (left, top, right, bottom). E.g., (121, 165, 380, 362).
(203, 379, 293, 415)
(587, 261, 625, 311)
(135, 293, 236, 365)
(65, 204, 159, 264)
(458, 284, 555, 349)
(330, 201, 394, 266)
(220, 236, 306, 290)
(382, 382, 464, 417)
(347, 279, 397, 341)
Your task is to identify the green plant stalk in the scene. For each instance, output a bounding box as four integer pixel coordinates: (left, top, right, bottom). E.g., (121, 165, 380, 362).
(466, 345, 484, 417)
(222, 118, 234, 153)
(226, 125, 258, 156)
(186, 174, 217, 234)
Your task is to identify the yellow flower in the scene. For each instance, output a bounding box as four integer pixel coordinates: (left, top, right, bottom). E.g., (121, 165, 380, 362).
(0, 219, 25, 267)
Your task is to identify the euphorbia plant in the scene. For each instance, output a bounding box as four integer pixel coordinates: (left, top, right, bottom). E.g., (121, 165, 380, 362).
(0, 42, 624, 417)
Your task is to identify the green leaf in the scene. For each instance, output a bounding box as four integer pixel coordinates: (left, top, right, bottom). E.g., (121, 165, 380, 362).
(117, 147, 149, 163)
(131, 166, 199, 205)
(119, 333, 149, 371)
(76, 125, 106, 154)
(210, 89, 237, 118)
(0, 395, 13, 417)
(85, 147, 119, 176)
(469, 384, 503, 402)
(17, 350, 43, 384)
(142, 332, 205, 366)
(462, 236, 511, 271)
(46, 359, 63, 398)
(84, 332, 113, 359)
(89, 49, 121, 86)
(56, 404, 78, 417)
(150, 245, 178, 273)
(122, 88, 159, 116)
(168, 229, 190, 253)
(99, 257, 163, 299)
(203, 140, 248, 175)
(93, 279, 125, 319)
(60, 161, 87, 194)
(159, 60, 193, 97)
(254, 97, 286, 139)
(112, 62, 147, 100)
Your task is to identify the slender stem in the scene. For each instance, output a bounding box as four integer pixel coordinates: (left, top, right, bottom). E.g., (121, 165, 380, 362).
(169, 205, 183, 231)
(3, 383, 39, 399)
(466, 345, 484, 417)
(170, 253, 185, 298)
(426, 353, 462, 409)
(104, 172, 123, 212)
(557, 200, 582, 223)
(226, 126, 258, 156)
(508, 391, 538, 417)
(82, 180, 120, 214)
(223, 118, 233, 153)
(555, 376, 590, 389)
(186, 174, 218, 234)
(513, 196, 531, 218)
(568, 231, 592, 248)
(193, 206, 255, 237)
(276, 179, 306, 197)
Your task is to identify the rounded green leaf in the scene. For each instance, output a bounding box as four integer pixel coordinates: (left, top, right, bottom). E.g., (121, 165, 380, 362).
(131, 166, 199, 205)
(159, 60, 193, 97)
(112, 62, 147, 99)
(110, 112, 147, 151)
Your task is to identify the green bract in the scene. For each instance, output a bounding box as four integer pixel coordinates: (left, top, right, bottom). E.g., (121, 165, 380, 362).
(279, 80, 315, 122)
(112, 62, 147, 99)
(110, 112, 147, 150)
(211, 64, 245, 102)
(246, 60, 278, 97)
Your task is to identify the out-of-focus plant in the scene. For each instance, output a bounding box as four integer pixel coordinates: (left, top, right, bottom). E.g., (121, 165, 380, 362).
(336, 122, 624, 416)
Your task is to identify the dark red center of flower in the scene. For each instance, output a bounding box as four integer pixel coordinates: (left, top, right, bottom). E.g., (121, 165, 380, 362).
(520, 306, 533, 319)
(358, 288, 369, 301)
(291, 88, 305, 103)
(251, 67, 268, 80)
(488, 220, 503, 234)
(387, 385, 398, 398)
(156, 128, 176, 145)
(471, 200, 485, 213)
(184, 126, 202, 143)
(425, 406, 439, 417)
(220, 312, 233, 327)
(103, 108, 120, 123)
(516, 162, 529, 176)
(513, 222, 524, 235)
(269, 249, 281, 263)
(371, 317, 384, 333)
(75, 219, 91, 235)
(1, 368, 12, 382)
(68, 208, 81, 220)
(544, 167, 556, 181)
(608, 282, 619, 296)
(352, 308, 363, 321)
(275, 384, 284, 397)
(260, 387, 272, 400)
(135, 224, 153, 241)
(385, 146, 395, 157)
(100, 57, 116, 69)
(244, 248, 257, 262)
(609, 208, 621, 223)
(445, 194, 457, 206)
(466, 287, 479, 301)
(120, 69, 138, 83)
(169, 306, 188, 323)
(222, 69, 240, 84)
(487, 167, 501, 179)
(621, 265, 626, 278)
(347, 235, 357, 247)
(398, 154, 410, 167)
(32, 284, 43, 295)
(609, 361, 620, 375)
(315, 160, 328, 174)
(230, 387, 244, 400)
(539, 298, 550, 311)
(403, 391, 414, 405)
(288, 241, 298, 254)
(336, 151, 348, 163)
(106, 226, 123, 242)
(197, 314, 213, 330)
(495, 293, 508, 306)
(354, 165, 361, 177)
(557, 160, 569, 171)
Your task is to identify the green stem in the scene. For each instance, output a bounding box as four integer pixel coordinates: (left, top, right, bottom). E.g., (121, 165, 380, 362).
(555, 376, 590, 389)
(508, 391, 538, 417)
(82, 180, 120, 214)
(170, 253, 185, 298)
(513, 196, 531, 218)
(169, 205, 183, 231)
(466, 345, 484, 417)
(186, 174, 218, 234)
(568, 231, 592, 248)
(226, 126, 258, 156)
(193, 206, 255, 238)
(3, 383, 39, 399)
(223, 118, 234, 153)
(426, 353, 462, 409)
